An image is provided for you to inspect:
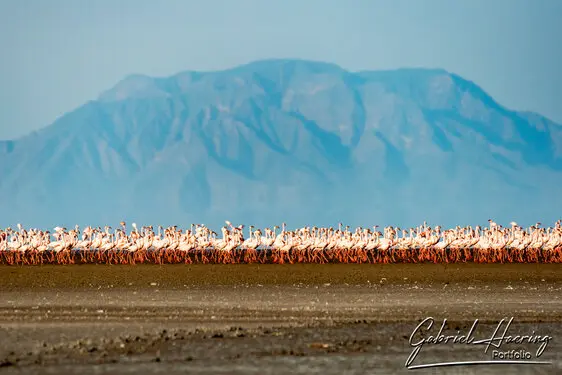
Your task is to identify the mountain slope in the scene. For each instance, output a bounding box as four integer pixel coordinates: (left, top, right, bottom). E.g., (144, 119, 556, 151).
(1, 59, 561, 229)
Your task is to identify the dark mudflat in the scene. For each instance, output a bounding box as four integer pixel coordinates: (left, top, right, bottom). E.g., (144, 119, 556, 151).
(0, 264, 560, 374)
(0, 263, 560, 290)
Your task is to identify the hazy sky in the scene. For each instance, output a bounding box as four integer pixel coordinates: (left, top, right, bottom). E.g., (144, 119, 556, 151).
(1, 0, 561, 139)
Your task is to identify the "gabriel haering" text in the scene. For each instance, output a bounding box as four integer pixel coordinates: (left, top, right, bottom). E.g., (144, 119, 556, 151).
(406, 317, 552, 368)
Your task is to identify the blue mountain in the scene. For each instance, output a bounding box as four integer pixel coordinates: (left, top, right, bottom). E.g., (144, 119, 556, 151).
(1, 59, 561, 229)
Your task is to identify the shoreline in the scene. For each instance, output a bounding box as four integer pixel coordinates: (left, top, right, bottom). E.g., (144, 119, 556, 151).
(1, 263, 561, 291)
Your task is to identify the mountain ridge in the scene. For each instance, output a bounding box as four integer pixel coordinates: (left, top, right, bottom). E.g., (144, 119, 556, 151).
(1, 59, 561, 229)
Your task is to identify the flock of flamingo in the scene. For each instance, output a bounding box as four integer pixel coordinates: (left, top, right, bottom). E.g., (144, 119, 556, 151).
(1, 220, 561, 265)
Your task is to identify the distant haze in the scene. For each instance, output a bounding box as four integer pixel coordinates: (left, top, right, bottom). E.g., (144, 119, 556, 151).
(0, 59, 561, 229)
(1, 0, 561, 139)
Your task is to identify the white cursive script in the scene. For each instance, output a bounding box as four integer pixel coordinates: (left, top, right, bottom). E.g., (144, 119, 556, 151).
(406, 317, 552, 369)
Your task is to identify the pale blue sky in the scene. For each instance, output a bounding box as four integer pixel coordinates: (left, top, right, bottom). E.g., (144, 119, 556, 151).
(0, 0, 561, 139)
